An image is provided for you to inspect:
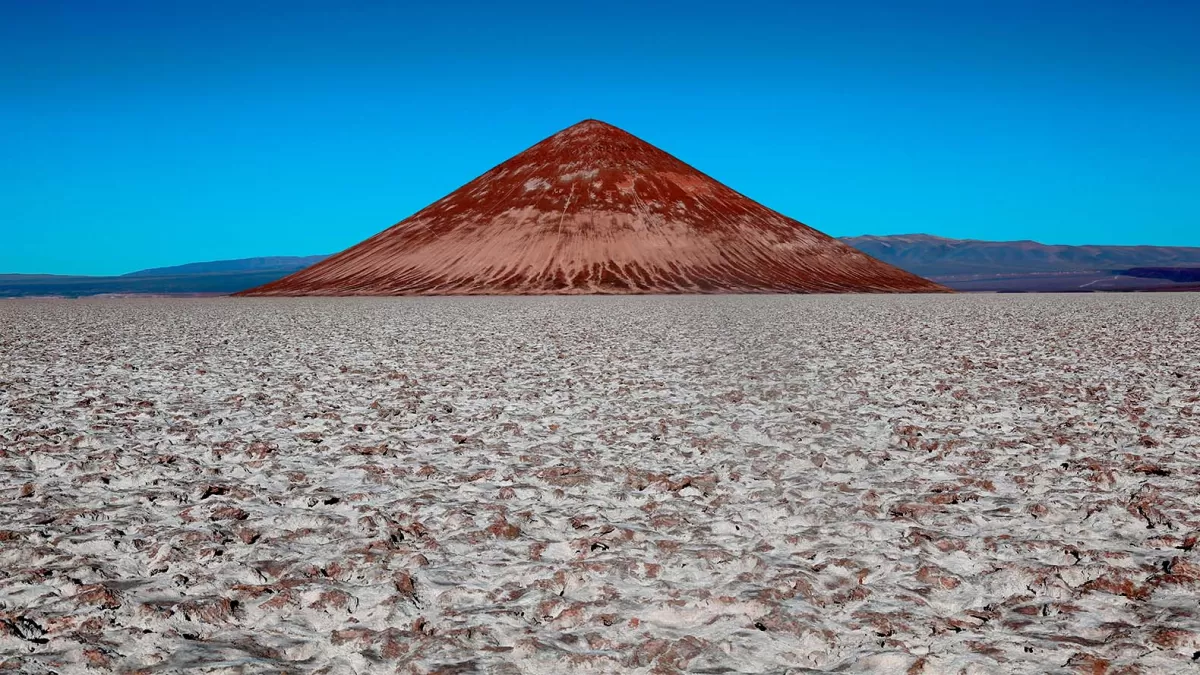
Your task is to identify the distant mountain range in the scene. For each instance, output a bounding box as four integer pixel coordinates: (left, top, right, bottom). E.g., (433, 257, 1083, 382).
(842, 234, 1200, 292)
(122, 255, 328, 278)
(0, 256, 328, 298)
(843, 234, 1200, 276)
(3, 236, 1199, 297)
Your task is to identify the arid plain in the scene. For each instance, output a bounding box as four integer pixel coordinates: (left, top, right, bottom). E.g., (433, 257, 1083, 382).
(1, 295, 1198, 674)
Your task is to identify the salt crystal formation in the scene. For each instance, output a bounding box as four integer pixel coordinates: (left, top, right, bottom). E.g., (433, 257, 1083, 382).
(1, 294, 1198, 673)
(238, 120, 947, 296)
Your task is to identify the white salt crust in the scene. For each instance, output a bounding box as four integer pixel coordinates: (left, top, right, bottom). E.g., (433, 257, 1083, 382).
(0, 294, 1197, 673)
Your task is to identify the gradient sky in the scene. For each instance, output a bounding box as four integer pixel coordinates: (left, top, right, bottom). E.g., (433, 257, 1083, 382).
(3, 0, 1198, 275)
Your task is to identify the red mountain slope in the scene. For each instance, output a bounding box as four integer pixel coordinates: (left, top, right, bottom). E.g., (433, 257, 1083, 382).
(238, 120, 948, 295)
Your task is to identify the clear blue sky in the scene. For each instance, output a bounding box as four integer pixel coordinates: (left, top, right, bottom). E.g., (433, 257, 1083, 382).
(3, 0, 1198, 275)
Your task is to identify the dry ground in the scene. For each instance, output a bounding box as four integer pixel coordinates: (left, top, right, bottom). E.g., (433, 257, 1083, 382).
(1, 295, 1198, 674)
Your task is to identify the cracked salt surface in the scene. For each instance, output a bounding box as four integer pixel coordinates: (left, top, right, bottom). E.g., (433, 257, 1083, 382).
(1, 294, 1198, 674)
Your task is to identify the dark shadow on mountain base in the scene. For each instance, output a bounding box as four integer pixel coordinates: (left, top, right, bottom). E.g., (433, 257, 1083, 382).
(933, 270, 1200, 293)
(1119, 267, 1200, 283)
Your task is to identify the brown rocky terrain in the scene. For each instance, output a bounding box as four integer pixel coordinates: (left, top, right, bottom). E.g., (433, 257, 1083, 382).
(239, 121, 945, 296)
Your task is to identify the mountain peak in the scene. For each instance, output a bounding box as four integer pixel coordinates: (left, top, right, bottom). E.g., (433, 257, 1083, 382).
(565, 118, 617, 130)
(239, 122, 947, 295)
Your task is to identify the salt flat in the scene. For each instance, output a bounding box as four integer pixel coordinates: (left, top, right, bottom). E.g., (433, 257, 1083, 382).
(1, 295, 1197, 674)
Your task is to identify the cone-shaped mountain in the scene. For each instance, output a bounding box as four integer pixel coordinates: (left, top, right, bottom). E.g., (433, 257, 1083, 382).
(238, 120, 948, 295)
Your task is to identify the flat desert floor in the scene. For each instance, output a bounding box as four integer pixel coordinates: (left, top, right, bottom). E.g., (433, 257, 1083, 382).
(1, 295, 1198, 674)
